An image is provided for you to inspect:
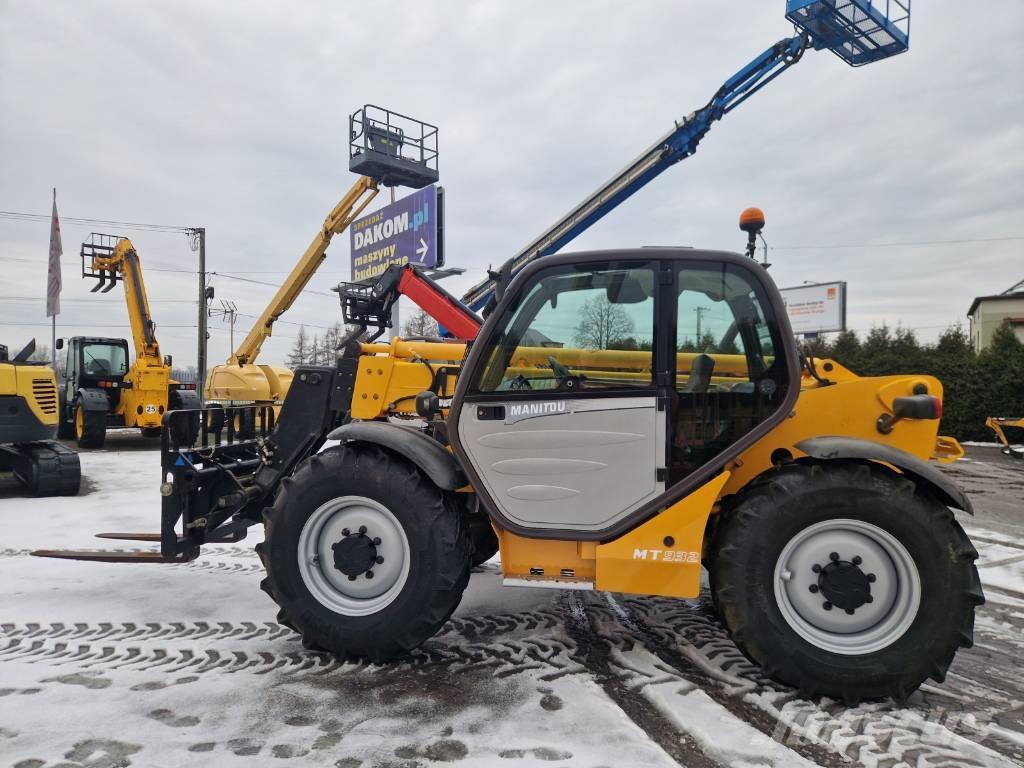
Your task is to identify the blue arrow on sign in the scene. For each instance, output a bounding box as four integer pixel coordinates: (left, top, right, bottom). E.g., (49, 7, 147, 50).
(350, 185, 440, 282)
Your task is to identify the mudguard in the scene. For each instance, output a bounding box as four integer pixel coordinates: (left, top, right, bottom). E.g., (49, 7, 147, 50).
(326, 421, 467, 491)
(795, 436, 972, 514)
(76, 388, 110, 412)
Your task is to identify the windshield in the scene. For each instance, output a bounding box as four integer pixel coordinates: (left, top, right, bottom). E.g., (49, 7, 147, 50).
(80, 342, 128, 376)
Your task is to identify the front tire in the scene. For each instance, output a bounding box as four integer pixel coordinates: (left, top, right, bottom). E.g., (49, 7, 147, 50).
(711, 461, 983, 703)
(258, 444, 471, 661)
(74, 402, 106, 449)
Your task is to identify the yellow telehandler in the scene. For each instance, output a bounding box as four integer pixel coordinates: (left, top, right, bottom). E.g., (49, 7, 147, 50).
(54, 234, 199, 448)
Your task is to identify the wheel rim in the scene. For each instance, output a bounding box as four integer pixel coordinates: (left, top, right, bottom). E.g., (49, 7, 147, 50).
(75, 407, 84, 439)
(773, 518, 921, 656)
(297, 496, 411, 616)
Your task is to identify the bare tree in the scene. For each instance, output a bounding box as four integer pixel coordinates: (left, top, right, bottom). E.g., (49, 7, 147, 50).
(573, 298, 635, 349)
(402, 308, 439, 338)
(28, 343, 51, 364)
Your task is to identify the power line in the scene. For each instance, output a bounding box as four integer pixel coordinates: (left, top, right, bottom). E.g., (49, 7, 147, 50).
(0, 210, 193, 233)
(4, 255, 196, 274)
(0, 296, 197, 304)
(210, 272, 337, 298)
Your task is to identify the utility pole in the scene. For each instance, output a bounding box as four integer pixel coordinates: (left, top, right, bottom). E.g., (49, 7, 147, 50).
(189, 228, 208, 403)
(387, 186, 400, 341)
(694, 306, 709, 342)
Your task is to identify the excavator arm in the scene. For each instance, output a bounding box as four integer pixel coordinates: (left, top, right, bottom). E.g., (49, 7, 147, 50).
(81, 235, 161, 363)
(230, 175, 379, 366)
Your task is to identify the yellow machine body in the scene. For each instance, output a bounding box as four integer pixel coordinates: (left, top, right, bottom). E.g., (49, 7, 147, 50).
(0, 361, 59, 432)
(348, 339, 960, 598)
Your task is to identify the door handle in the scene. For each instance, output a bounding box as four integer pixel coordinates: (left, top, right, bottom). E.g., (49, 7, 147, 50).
(476, 405, 505, 421)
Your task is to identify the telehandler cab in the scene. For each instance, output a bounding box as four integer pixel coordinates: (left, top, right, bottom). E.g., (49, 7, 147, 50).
(54, 234, 199, 448)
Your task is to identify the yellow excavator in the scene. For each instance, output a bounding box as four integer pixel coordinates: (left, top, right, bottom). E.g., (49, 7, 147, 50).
(55, 234, 199, 448)
(0, 339, 81, 495)
(203, 176, 379, 409)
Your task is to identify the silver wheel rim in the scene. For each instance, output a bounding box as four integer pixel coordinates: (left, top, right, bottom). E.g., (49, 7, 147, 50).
(773, 518, 921, 656)
(298, 496, 411, 616)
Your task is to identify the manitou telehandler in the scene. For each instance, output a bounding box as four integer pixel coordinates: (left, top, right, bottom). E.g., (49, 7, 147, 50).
(39, 1, 985, 703)
(54, 234, 199, 448)
(0, 339, 81, 496)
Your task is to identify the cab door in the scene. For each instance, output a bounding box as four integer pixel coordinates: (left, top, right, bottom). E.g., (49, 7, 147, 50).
(450, 258, 668, 537)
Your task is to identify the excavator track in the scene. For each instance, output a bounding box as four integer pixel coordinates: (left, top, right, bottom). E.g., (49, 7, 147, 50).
(3, 441, 80, 497)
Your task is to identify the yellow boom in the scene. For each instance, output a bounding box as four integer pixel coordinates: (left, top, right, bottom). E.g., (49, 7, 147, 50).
(205, 175, 379, 403)
(89, 238, 162, 365)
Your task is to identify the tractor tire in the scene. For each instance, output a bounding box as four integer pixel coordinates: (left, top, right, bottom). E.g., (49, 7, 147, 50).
(258, 443, 471, 662)
(231, 408, 256, 440)
(468, 515, 499, 567)
(204, 403, 225, 435)
(140, 427, 162, 438)
(168, 391, 200, 447)
(710, 460, 983, 703)
(74, 401, 106, 449)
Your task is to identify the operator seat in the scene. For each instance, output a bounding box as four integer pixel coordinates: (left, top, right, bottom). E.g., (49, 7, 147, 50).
(86, 358, 110, 375)
(682, 354, 715, 393)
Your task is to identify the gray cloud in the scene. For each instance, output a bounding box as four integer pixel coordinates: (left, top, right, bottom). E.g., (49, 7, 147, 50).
(2, 1, 1021, 367)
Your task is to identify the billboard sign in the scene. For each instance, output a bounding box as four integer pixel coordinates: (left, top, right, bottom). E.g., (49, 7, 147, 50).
(779, 281, 847, 335)
(350, 185, 442, 282)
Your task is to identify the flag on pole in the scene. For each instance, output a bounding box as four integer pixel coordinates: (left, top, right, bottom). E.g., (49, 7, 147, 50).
(47, 188, 62, 318)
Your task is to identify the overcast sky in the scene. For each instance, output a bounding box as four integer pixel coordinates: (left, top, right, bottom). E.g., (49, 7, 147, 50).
(2, 1, 1022, 368)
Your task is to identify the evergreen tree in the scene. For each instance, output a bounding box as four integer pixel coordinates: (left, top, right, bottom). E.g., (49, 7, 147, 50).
(286, 326, 311, 367)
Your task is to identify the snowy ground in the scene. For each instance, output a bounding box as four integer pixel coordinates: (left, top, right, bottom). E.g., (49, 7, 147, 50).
(1, 433, 1022, 768)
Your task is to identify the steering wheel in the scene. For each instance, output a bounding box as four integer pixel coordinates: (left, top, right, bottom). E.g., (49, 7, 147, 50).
(547, 356, 572, 379)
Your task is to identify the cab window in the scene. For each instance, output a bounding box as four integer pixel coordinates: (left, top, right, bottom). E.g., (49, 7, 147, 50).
(670, 263, 788, 483)
(470, 263, 657, 394)
(80, 342, 128, 376)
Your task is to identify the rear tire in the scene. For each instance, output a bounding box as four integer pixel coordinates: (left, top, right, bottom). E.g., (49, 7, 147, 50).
(168, 391, 200, 447)
(710, 460, 983, 703)
(74, 402, 106, 449)
(259, 444, 471, 661)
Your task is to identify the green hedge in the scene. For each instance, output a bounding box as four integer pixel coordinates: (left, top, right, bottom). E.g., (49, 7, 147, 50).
(809, 323, 1024, 442)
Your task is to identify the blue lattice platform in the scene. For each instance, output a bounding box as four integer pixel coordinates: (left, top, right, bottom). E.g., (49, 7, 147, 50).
(786, 0, 910, 66)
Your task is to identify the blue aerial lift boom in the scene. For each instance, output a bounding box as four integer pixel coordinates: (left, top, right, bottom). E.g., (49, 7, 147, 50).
(462, 0, 911, 311)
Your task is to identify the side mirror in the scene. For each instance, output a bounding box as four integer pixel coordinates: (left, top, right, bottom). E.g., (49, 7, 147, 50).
(55, 338, 64, 350)
(415, 390, 441, 418)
